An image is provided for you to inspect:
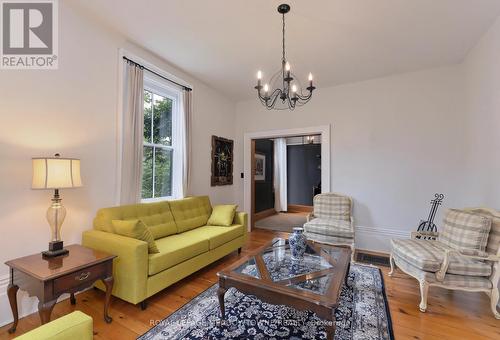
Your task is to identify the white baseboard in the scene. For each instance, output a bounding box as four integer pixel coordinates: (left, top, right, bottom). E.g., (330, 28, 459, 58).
(355, 225, 409, 253)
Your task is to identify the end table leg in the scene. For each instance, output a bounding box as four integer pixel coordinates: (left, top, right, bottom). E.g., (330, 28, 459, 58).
(7, 284, 19, 333)
(70, 293, 76, 305)
(38, 300, 57, 324)
(102, 276, 114, 323)
(217, 287, 227, 319)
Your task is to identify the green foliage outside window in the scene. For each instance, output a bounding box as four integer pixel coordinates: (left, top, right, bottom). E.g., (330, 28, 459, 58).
(142, 90, 173, 199)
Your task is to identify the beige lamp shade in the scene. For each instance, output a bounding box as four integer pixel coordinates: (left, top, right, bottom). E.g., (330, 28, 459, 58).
(32, 157, 83, 189)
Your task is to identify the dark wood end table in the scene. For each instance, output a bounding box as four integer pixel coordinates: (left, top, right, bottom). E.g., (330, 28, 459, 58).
(217, 238, 351, 340)
(5, 244, 116, 333)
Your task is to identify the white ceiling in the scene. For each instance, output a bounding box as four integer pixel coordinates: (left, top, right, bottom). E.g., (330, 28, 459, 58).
(68, 0, 500, 100)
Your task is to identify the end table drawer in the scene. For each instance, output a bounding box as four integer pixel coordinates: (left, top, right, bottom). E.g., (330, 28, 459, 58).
(53, 263, 107, 294)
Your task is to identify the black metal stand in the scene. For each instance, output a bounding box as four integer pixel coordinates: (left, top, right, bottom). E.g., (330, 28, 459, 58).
(415, 193, 444, 240)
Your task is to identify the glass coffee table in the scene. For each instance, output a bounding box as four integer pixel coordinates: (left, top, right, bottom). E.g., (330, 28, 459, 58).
(217, 238, 351, 339)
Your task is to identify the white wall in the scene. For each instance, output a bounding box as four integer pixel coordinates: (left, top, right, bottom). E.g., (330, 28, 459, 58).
(0, 2, 236, 326)
(235, 65, 470, 251)
(463, 16, 500, 209)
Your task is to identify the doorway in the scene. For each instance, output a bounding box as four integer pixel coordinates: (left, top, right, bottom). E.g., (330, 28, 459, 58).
(244, 125, 331, 230)
(252, 136, 322, 232)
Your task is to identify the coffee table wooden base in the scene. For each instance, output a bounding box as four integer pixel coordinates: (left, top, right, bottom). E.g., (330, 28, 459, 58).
(216, 239, 351, 340)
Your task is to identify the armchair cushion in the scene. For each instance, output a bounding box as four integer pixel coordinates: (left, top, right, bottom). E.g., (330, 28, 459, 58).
(467, 208, 500, 255)
(391, 239, 492, 277)
(313, 193, 351, 222)
(393, 255, 492, 289)
(440, 209, 491, 252)
(303, 218, 354, 239)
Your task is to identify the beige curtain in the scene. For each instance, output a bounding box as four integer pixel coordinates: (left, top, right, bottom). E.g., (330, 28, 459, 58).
(120, 61, 144, 204)
(180, 89, 192, 197)
(274, 137, 288, 212)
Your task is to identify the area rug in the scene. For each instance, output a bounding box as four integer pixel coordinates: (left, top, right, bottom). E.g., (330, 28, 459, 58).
(138, 264, 393, 340)
(255, 213, 307, 233)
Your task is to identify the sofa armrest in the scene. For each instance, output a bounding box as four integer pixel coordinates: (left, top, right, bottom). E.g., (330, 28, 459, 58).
(234, 211, 248, 229)
(14, 311, 92, 340)
(82, 230, 148, 304)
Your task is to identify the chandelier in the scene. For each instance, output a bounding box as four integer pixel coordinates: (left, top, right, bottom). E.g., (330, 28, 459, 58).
(254, 4, 315, 110)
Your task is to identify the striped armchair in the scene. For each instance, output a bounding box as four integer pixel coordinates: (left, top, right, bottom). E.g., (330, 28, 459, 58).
(303, 192, 355, 261)
(389, 207, 500, 319)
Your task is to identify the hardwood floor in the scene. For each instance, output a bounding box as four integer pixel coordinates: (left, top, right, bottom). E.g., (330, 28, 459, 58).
(1, 229, 499, 339)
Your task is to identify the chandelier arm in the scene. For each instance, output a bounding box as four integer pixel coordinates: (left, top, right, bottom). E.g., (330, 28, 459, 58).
(296, 92, 313, 101)
(268, 90, 282, 108)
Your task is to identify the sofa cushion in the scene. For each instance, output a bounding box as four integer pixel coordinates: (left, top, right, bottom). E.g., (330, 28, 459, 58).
(440, 209, 491, 252)
(169, 196, 212, 233)
(391, 239, 492, 277)
(207, 205, 237, 227)
(148, 234, 209, 275)
(111, 219, 159, 254)
(182, 224, 245, 250)
(313, 193, 351, 222)
(93, 201, 176, 239)
(303, 218, 354, 239)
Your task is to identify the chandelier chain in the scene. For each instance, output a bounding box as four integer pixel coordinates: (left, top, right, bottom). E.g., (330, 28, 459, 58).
(282, 13, 286, 62)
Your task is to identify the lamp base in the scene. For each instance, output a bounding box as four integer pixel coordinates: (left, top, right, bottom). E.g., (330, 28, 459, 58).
(42, 241, 69, 258)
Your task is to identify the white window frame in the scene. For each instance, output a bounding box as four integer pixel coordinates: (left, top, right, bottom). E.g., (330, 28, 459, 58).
(141, 73, 181, 202)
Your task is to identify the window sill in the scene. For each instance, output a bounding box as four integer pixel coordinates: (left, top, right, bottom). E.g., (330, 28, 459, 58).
(141, 196, 176, 203)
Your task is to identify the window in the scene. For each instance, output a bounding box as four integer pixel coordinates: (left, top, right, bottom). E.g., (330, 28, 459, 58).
(142, 74, 181, 201)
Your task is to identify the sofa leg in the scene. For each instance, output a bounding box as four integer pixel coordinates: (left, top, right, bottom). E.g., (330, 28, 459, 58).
(237, 247, 242, 255)
(388, 254, 396, 276)
(490, 287, 500, 319)
(419, 280, 429, 312)
(350, 244, 356, 263)
(140, 301, 148, 310)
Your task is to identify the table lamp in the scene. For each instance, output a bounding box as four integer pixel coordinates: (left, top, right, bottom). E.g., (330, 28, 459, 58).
(32, 153, 82, 257)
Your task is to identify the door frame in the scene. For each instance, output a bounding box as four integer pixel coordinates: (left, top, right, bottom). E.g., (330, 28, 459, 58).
(244, 125, 331, 231)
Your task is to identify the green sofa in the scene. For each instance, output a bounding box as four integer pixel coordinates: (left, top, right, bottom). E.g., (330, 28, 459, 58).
(14, 311, 92, 340)
(82, 196, 247, 307)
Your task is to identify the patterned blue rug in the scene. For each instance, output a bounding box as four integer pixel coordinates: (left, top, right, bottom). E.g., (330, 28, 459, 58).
(139, 264, 393, 340)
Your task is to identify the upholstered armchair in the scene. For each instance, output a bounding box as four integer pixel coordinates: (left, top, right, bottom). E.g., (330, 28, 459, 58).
(389, 207, 500, 319)
(303, 192, 355, 261)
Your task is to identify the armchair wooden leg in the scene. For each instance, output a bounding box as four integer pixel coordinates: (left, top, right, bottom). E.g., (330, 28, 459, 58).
(490, 287, 500, 319)
(419, 280, 429, 312)
(388, 254, 396, 276)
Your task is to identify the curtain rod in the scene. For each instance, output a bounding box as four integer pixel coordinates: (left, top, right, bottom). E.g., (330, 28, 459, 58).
(123, 56, 192, 92)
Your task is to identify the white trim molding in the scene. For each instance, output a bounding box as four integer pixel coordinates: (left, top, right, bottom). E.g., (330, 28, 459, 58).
(355, 225, 410, 253)
(244, 125, 331, 230)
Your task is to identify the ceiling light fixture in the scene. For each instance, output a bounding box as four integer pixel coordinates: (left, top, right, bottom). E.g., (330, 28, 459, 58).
(255, 4, 315, 110)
